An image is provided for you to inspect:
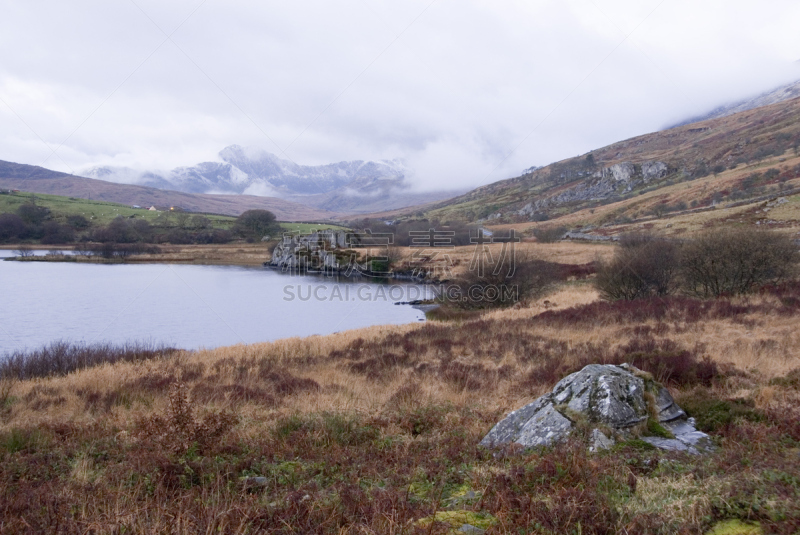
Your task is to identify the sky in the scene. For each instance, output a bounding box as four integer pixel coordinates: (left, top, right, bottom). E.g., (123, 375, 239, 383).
(1, 0, 799, 192)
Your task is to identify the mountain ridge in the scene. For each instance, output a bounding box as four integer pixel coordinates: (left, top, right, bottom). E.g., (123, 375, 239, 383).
(0, 160, 340, 221)
(82, 145, 462, 213)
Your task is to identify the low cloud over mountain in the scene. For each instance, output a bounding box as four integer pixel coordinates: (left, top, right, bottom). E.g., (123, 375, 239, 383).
(82, 146, 460, 213)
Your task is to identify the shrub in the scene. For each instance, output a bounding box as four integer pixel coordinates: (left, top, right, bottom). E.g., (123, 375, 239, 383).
(446, 255, 560, 309)
(595, 233, 680, 300)
(40, 222, 75, 244)
(16, 203, 50, 225)
(66, 214, 90, 230)
(234, 209, 280, 240)
(681, 228, 799, 297)
(533, 226, 567, 243)
(0, 213, 25, 242)
(616, 337, 718, 387)
(135, 382, 238, 455)
(0, 341, 179, 380)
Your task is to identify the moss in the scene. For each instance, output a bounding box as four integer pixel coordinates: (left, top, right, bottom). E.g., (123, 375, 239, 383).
(614, 439, 657, 452)
(416, 510, 498, 531)
(445, 484, 482, 506)
(677, 393, 764, 432)
(645, 417, 674, 439)
(706, 519, 763, 535)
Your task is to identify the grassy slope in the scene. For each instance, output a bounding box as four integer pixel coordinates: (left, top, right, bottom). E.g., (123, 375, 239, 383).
(0, 191, 349, 233)
(0, 191, 236, 228)
(487, 151, 800, 239)
(2, 281, 800, 533)
(0, 160, 340, 220)
(419, 96, 800, 224)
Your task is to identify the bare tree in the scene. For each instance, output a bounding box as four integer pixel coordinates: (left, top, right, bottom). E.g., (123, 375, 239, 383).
(595, 233, 681, 301)
(681, 227, 798, 297)
(15, 245, 34, 258)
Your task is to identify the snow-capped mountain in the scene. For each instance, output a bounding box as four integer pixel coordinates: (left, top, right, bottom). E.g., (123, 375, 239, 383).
(81, 146, 457, 213)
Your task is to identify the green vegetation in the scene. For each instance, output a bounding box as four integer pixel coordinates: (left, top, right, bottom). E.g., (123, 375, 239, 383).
(0, 191, 234, 228)
(0, 191, 343, 250)
(279, 222, 350, 234)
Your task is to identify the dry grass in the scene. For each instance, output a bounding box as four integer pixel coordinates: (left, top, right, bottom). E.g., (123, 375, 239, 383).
(2, 281, 800, 533)
(374, 241, 610, 279)
(487, 151, 800, 240)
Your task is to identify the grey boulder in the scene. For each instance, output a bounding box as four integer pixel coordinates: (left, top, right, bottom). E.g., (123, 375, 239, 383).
(480, 363, 712, 454)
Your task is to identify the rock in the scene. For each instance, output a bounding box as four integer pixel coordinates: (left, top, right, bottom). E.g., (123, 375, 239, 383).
(270, 230, 356, 272)
(590, 428, 615, 452)
(480, 363, 713, 454)
(458, 525, 486, 534)
(241, 476, 268, 489)
(641, 161, 669, 182)
(608, 162, 636, 182)
(563, 231, 615, 242)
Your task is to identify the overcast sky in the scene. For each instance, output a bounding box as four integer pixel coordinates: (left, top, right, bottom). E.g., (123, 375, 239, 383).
(1, 0, 799, 191)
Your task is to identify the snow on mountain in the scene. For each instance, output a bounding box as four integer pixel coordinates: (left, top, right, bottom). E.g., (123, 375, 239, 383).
(80, 146, 453, 214)
(674, 78, 800, 127)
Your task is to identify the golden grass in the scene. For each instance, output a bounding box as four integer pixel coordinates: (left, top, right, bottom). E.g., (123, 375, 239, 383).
(3, 280, 800, 532)
(5, 281, 800, 438)
(486, 151, 800, 239)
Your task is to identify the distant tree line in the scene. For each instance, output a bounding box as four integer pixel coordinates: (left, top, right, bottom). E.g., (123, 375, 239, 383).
(596, 228, 799, 300)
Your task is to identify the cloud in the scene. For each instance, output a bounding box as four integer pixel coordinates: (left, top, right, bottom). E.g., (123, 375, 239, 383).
(1, 0, 799, 191)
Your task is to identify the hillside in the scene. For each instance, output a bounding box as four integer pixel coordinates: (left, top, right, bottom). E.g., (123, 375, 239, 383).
(0, 161, 339, 221)
(419, 95, 800, 225)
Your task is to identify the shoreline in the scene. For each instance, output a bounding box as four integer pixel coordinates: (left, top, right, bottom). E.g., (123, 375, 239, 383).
(0, 243, 273, 267)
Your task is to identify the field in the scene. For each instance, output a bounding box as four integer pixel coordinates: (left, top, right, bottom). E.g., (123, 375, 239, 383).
(2, 276, 800, 533)
(0, 191, 349, 250)
(0, 191, 236, 228)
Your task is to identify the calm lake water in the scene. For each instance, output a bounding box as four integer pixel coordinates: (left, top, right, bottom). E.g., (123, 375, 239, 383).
(0, 250, 430, 353)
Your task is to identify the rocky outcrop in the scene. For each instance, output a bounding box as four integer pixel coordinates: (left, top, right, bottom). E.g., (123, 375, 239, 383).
(563, 231, 617, 242)
(270, 231, 353, 271)
(480, 364, 713, 454)
(515, 160, 670, 220)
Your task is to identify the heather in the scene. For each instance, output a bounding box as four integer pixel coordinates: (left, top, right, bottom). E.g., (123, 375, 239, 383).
(1, 285, 800, 533)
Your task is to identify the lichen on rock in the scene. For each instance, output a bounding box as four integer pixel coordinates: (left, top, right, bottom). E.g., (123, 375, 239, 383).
(480, 363, 713, 454)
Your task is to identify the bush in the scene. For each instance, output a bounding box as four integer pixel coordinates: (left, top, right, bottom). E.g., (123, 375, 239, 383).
(40, 222, 75, 244)
(234, 209, 280, 240)
(533, 226, 567, 243)
(0, 341, 179, 380)
(16, 203, 50, 225)
(66, 215, 90, 230)
(0, 213, 25, 242)
(681, 228, 798, 298)
(595, 233, 680, 300)
(446, 255, 559, 309)
(135, 382, 238, 455)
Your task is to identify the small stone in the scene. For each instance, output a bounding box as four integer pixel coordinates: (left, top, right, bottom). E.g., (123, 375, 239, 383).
(458, 524, 486, 534)
(590, 429, 615, 452)
(241, 476, 268, 488)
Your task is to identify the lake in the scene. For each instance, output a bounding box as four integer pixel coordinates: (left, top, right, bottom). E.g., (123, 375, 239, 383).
(0, 250, 431, 353)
